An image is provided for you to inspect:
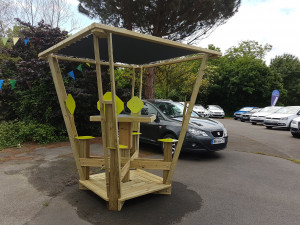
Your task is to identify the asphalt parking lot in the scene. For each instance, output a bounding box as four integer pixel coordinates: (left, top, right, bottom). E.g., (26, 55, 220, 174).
(0, 118, 300, 225)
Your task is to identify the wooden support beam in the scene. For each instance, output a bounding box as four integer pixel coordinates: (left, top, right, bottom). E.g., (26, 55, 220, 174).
(47, 55, 84, 180)
(131, 68, 135, 97)
(139, 67, 143, 99)
(166, 54, 209, 185)
(78, 139, 90, 180)
(142, 55, 205, 68)
(130, 159, 171, 170)
(93, 33, 110, 197)
(53, 54, 135, 68)
(80, 158, 106, 167)
(107, 32, 122, 211)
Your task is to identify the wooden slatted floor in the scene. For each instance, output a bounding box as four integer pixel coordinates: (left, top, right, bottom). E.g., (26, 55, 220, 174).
(79, 169, 171, 202)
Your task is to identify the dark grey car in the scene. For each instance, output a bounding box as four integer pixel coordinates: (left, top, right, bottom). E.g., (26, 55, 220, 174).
(140, 100, 228, 153)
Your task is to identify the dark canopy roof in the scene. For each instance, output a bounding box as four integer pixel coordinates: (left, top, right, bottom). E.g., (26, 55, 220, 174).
(39, 23, 221, 65)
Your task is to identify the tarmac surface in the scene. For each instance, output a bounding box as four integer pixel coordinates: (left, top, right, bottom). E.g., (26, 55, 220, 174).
(1, 119, 300, 225)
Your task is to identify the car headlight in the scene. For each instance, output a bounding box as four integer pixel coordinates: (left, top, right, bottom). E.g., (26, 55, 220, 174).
(292, 120, 297, 124)
(280, 117, 288, 120)
(188, 128, 208, 136)
(223, 128, 228, 137)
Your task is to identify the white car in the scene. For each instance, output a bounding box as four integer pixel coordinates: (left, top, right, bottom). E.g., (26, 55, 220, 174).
(290, 117, 300, 138)
(250, 106, 282, 125)
(264, 106, 300, 129)
(193, 105, 210, 117)
(207, 105, 225, 118)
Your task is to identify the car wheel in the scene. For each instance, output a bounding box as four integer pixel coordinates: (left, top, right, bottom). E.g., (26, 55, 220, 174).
(160, 133, 177, 154)
(241, 119, 244, 122)
(252, 122, 257, 125)
(292, 133, 300, 138)
(234, 118, 238, 120)
(266, 126, 272, 129)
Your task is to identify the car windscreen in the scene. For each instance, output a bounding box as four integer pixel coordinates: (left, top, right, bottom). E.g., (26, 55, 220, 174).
(208, 105, 222, 110)
(194, 105, 205, 110)
(154, 102, 199, 118)
(275, 106, 300, 114)
(250, 108, 261, 113)
(240, 107, 254, 111)
(259, 106, 281, 113)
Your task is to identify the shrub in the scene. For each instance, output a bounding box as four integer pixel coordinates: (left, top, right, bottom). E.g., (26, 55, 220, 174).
(0, 120, 67, 150)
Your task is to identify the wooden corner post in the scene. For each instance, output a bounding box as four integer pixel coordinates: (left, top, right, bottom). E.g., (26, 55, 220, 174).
(92, 32, 110, 197)
(107, 32, 122, 211)
(166, 54, 209, 184)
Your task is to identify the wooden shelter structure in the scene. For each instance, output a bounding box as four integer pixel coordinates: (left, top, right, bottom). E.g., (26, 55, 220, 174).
(38, 23, 221, 211)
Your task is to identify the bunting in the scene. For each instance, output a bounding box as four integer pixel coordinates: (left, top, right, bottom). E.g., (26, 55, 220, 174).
(76, 64, 83, 72)
(2, 38, 8, 46)
(0, 79, 17, 90)
(13, 37, 19, 45)
(8, 80, 17, 89)
(1, 37, 30, 46)
(68, 70, 75, 80)
(24, 37, 30, 46)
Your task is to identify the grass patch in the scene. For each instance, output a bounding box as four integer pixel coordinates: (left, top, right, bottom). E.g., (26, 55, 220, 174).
(254, 152, 300, 165)
(43, 202, 49, 206)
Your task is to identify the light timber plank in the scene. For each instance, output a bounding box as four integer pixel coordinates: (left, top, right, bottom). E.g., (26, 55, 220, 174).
(166, 54, 209, 185)
(131, 68, 135, 97)
(93, 34, 110, 197)
(143, 55, 204, 68)
(107, 32, 122, 211)
(130, 159, 171, 170)
(48, 55, 84, 180)
(90, 114, 156, 123)
(53, 54, 135, 68)
(79, 179, 108, 201)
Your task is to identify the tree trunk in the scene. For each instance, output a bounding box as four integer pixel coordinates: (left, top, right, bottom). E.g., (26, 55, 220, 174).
(144, 67, 156, 99)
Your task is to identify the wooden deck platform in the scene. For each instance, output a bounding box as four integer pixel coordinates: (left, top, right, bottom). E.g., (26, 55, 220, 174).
(79, 169, 171, 203)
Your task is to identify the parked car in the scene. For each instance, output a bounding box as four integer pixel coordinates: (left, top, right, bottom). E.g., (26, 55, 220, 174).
(207, 105, 225, 118)
(250, 106, 283, 125)
(140, 100, 228, 153)
(193, 104, 210, 117)
(178, 102, 210, 117)
(233, 107, 257, 120)
(290, 117, 300, 138)
(264, 106, 300, 129)
(240, 108, 261, 122)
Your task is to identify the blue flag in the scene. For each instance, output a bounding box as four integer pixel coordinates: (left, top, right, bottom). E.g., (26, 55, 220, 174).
(0, 80, 3, 90)
(24, 37, 30, 46)
(68, 70, 75, 80)
(271, 90, 280, 106)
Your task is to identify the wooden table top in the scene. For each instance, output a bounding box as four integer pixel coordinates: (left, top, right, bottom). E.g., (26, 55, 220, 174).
(90, 114, 156, 123)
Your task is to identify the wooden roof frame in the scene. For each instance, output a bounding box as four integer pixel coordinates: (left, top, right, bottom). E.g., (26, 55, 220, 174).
(40, 23, 220, 211)
(38, 23, 221, 67)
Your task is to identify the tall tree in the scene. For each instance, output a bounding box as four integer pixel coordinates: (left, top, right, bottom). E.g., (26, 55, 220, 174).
(78, 0, 241, 98)
(0, 0, 17, 35)
(269, 54, 300, 105)
(206, 41, 284, 114)
(16, 0, 81, 31)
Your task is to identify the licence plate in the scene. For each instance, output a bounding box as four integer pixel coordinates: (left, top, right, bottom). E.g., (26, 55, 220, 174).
(212, 138, 225, 144)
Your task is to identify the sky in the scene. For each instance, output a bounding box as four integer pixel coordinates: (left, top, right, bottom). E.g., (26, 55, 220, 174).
(66, 0, 300, 65)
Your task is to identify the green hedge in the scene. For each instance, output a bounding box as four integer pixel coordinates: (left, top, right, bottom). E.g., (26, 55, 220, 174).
(0, 120, 67, 150)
